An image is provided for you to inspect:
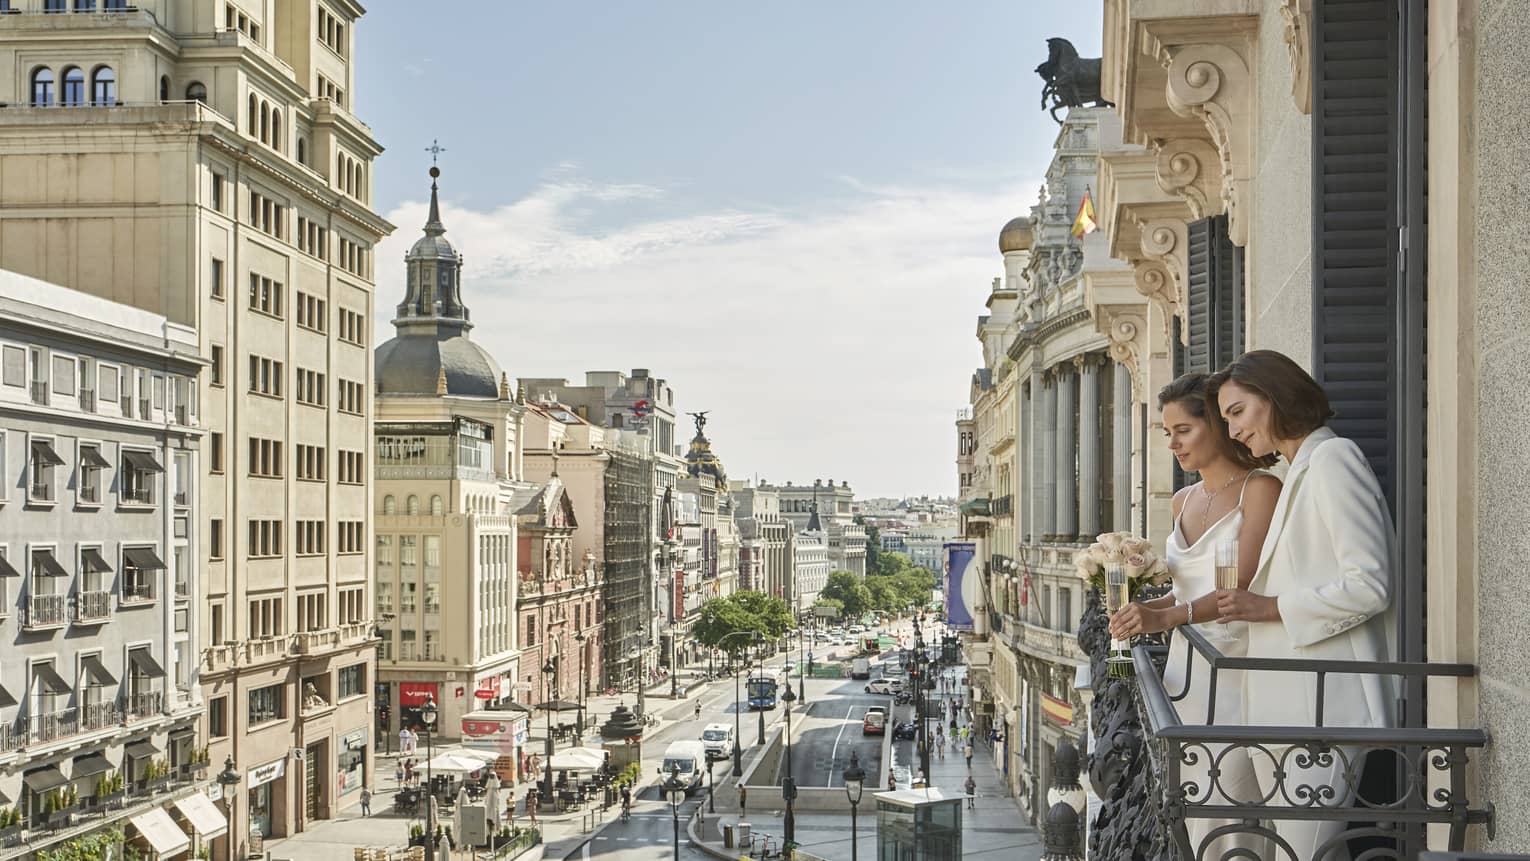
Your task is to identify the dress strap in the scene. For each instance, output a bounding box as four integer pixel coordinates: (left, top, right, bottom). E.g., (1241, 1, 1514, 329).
(1235, 470, 1260, 508)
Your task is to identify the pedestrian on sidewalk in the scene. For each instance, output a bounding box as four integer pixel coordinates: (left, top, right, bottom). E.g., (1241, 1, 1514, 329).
(526, 788, 538, 824)
(965, 743, 974, 769)
(964, 775, 976, 809)
(395, 762, 404, 786)
(399, 726, 411, 754)
(360, 787, 372, 816)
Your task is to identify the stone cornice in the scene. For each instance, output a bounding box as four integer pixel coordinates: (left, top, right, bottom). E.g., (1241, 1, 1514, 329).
(1083, 269, 1150, 401)
(1097, 146, 1194, 343)
(1279, 0, 1313, 114)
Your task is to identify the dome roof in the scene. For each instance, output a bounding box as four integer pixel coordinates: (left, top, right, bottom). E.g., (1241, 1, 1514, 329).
(998, 216, 1034, 254)
(375, 333, 503, 398)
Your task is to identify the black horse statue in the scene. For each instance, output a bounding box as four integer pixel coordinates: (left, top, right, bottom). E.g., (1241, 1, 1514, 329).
(1036, 37, 1115, 123)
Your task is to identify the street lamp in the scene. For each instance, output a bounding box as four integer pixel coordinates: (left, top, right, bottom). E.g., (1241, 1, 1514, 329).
(797, 627, 806, 704)
(422, 695, 439, 861)
(754, 632, 766, 746)
(707, 759, 717, 813)
(781, 685, 798, 848)
(574, 632, 587, 738)
(540, 658, 557, 804)
(216, 756, 240, 861)
(663, 764, 687, 861)
(843, 750, 865, 861)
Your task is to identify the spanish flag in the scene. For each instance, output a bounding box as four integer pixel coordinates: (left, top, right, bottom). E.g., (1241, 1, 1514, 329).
(1071, 188, 1098, 238)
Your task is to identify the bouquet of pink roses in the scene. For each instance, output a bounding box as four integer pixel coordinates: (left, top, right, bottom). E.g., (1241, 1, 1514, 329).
(1073, 531, 1170, 678)
(1072, 531, 1171, 598)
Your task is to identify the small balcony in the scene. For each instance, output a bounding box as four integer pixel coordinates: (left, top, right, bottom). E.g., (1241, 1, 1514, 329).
(29, 380, 47, 405)
(246, 636, 287, 663)
(0, 723, 21, 753)
(79, 388, 95, 412)
(119, 394, 133, 415)
(25, 708, 79, 745)
(339, 620, 373, 643)
(293, 628, 340, 655)
(81, 700, 121, 731)
(137, 398, 149, 419)
(125, 690, 162, 720)
(74, 590, 112, 623)
(203, 643, 238, 672)
(121, 581, 154, 604)
(25, 593, 68, 628)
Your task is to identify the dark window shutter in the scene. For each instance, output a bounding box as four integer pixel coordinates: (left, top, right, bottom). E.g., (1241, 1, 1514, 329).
(1210, 219, 1244, 369)
(1183, 220, 1214, 376)
(1311, 0, 1398, 511)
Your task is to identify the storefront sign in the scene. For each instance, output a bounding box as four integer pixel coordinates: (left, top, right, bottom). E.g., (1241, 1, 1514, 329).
(475, 678, 498, 700)
(247, 757, 286, 789)
(399, 682, 438, 706)
(1041, 692, 1074, 727)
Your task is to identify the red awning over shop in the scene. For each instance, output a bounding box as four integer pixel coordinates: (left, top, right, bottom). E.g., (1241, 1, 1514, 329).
(400, 682, 439, 706)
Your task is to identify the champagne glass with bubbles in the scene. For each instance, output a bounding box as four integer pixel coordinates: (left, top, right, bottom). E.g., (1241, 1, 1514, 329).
(1215, 539, 1240, 592)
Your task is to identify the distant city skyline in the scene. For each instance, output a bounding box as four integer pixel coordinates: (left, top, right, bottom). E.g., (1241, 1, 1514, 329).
(356, 3, 1104, 497)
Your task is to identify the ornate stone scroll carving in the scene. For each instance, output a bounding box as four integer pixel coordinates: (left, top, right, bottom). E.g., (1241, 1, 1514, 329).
(1162, 43, 1254, 245)
(1153, 138, 1223, 220)
(1279, 0, 1313, 114)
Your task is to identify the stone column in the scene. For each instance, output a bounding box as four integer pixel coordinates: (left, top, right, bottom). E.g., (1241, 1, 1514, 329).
(1077, 356, 1101, 540)
(1041, 370, 1058, 541)
(1113, 363, 1132, 532)
(1029, 367, 1045, 544)
(1055, 363, 1077, 541)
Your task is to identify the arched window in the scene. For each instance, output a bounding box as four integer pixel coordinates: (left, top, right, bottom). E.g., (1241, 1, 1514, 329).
(159, 75, 169, 104)
(90, 66, 116, 106)
(358, 164, 366, 201)
(259, 100, 268, 144)
(30, 68, 55, 107)
(430, 495, 444, 516)
(382, 495, 396, 515)
(343, 156, 353, 194)
(247, 93, 258, 134)
(61, 67, 85, 107)
(406, 495, 420, 516)
(185, 82, 207, 103)
(270, 109, 281, 151)
(296, 138, 307, 165)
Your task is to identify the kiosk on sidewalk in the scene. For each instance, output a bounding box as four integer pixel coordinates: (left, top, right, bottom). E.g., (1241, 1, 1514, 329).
(874, 788, 961, 861)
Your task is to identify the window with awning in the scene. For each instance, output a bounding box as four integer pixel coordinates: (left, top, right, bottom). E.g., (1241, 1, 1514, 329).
(124, 739, 160, 760)
(123, 547, 166, 571)
(30, 440, 65, 467)
(81, 547, 113, 575)
(79, 445, 112, 469)
(0, 552, 20, 578)
(0, 684, 17, 709)
(31, 662, 72, 695)
(30, 550, 69, 579)
(81, 655, 117, 687)
(172, 792, 228, 839)
(22, 767, 67, 794)
(72, 752, 113, 780)
(128, 649, 166, 679)
(121, 450, 164, 473)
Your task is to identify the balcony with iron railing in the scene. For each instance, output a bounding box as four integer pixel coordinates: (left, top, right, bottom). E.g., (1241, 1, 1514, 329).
(0, 722, 21, 753)
(121, 485, 154, 506)
(1083, 600, 1497, 861)
(81, 700, 120, 731)
(120, 579, 154, 603)
(24, 593, 68, 629)
(125, 689, 162, 720)
(25, 707, 79, 745)
(73, 589, 112, 623)
(30, 380, 47, 404)
(79, 387, 95, 412)
(119, 394, 133, 415)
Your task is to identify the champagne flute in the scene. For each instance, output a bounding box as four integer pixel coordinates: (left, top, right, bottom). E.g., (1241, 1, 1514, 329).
(1105, 565, 1130, 615)
(1215, 538, 1240, 591)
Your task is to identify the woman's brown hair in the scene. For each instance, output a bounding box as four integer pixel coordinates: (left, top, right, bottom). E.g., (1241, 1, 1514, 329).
(1204, 350, 1334, 442)
(1157, 373, 1278, 469)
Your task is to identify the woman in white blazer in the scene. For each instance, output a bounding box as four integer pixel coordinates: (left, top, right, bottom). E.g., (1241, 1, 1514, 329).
(1207, 350, 1397, 861)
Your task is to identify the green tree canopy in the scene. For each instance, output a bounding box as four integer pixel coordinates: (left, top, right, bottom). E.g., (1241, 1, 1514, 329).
(820, 570, 873, 619)
(691, 591, 793, 654)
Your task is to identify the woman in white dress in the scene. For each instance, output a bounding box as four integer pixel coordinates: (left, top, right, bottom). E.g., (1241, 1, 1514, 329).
(1111, 373, 1281, 859)
(1206, 352, 1397, 861)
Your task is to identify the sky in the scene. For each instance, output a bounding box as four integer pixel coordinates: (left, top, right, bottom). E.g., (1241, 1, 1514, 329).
(356, 2, 1104, 499)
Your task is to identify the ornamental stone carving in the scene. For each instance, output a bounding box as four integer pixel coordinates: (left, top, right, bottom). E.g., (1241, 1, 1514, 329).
(1153, 138, 1223, 220)
(1161, 42, 1255, 246)
(1279, 0, 1313, 114)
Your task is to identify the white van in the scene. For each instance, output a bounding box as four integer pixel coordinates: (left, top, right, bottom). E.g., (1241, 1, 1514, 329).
(700, 723, 734, 760)
(659, 740, 708, 792)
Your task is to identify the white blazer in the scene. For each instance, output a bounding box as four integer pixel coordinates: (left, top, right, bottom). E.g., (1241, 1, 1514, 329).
(1243, 427, 1398, 731)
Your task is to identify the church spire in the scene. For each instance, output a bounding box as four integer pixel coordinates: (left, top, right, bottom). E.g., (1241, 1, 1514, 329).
(424, 167, 446, 236)
(806, 486, 823, 532)
(393, 165, 472, 337)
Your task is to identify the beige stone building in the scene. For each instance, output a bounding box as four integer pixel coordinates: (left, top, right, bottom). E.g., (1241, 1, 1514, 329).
(373, 170, 527, 750)
(1079, 0, 1529, 853)
(0, 2, 392, 852)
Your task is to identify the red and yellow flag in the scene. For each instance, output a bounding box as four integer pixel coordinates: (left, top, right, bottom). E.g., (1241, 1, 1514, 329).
(1071, 188, 1098, 238)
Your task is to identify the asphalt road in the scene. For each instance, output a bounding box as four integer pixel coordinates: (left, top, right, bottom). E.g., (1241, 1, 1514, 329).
(784, 681, 889, 789)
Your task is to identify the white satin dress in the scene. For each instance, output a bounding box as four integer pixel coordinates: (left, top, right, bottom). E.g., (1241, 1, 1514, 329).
(1162, 473, 1272, 859)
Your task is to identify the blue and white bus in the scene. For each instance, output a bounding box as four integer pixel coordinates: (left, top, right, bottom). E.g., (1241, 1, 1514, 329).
(746, 676, 778, 710)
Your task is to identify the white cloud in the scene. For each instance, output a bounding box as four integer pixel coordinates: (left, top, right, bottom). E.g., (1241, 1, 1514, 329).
(375, 172, 1027, 497)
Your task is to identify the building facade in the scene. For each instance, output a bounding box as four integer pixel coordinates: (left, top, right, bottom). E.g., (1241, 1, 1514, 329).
(510, 477, 601, 710)
(0, 2, 393, 851)
(770, 479, 867, 576)
(373, 170, 525, 746)
(0, 271, 212, 858)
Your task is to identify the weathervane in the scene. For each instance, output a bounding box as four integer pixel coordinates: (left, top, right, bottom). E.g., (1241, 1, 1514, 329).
(425, 139, 446, 166)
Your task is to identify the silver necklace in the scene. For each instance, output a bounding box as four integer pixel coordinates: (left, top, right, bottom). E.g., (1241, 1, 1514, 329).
(1198, 471, 1248, 533)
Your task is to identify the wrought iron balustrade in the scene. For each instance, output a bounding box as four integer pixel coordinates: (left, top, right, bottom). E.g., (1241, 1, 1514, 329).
(74, 589, 112, 622)
(1104, 615, 1496, 861)
(25, 708, 79, 744)
(126, 690, 162, 719)
(26, 593, 68, 627)
(81, 700, 120, 731)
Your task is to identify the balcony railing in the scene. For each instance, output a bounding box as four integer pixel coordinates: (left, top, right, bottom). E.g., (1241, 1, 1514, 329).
(25, 593, 68, 627)
(293, 628, 340, 654)
(121, 580, 154, 603)
(138, 398, 150, 418)
(74, 589, 112, 622)
(25, 707, 79, 744)
(125, 690, 162, 719)
(121, 486, 154, 505)
(30, 380, 47, 404)
(246, 636, 287, 662)
(1100, 615, 1495, 860)
(0, 723, 21, 753)
(81, 700, 121, 731)
(79, 388, 95, 412)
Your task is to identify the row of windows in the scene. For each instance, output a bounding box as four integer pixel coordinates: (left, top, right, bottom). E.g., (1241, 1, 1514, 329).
(28, 65, 114, 108)
(295, 443, 325, 481)
(336, 236, 370, 278)
(248, 191, 285, 239)
(247, 355, 283, 397)
(2, 346, 196, 425)
(295, 367, 326, 407)
(241, 518, 368, 560)
(336, 450, 364, 485)
(295, 520, 325, 556)
(227, 662, 366, 733)
(296, 291, 327, 333)
(380, 494, 447, 516)
(1, 431, 169, 508)
(336, 379, 365, 415)
(337, 308, 366, 346)
(1, 543, 169, 611)
(296, 217, 328, 260)
(336, 521, 364, 555)
(316, 72, 345, 109)
(317, 4, 348, 56)
(246, 94, 282, 153)
(248, 437, 282, 478)
(224, 2, 261, 43)
(34, 0, 133, 13)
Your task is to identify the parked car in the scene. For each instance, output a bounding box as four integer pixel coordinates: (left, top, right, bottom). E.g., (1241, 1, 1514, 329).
(862, 707, 887, 735)
(893, 721, 918, 740)
(865, 678, 904, 695)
